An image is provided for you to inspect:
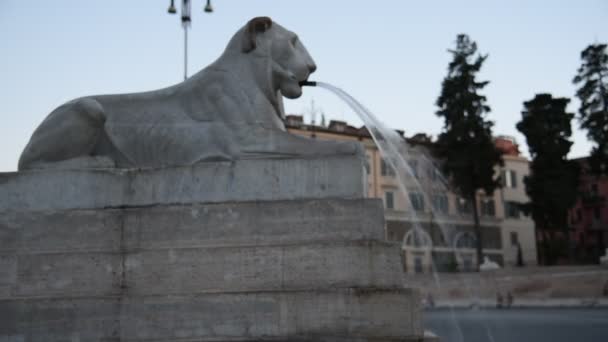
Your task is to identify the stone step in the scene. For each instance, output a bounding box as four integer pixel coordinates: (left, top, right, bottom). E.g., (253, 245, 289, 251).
(1, 240, 403, 299)
(0, 155, 365, 211)
(126, 241, 403, 296)
(0, 297, 119, 342)
(0, 199, 384, 254)
(0, 288, 422, 342)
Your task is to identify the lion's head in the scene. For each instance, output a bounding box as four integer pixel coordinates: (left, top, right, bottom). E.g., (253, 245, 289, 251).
(235, 17, 317, 99)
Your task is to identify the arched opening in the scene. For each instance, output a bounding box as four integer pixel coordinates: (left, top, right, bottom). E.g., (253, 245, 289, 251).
(402, 227, 433, 274)
(452, 231, 478, 272)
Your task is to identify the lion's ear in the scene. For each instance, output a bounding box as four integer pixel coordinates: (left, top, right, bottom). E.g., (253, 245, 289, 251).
(242, 16, 273, 53)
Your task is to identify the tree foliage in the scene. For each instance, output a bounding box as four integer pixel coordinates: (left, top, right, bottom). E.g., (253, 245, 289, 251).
(435, 34, 503, 268)
(516, 94, 580, 265)
(573, 43, 608, 174)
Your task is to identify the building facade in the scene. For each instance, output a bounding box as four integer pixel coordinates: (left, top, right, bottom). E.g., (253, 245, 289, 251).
(495, 136, 538, 267)
(286, 115, 537, 272)
(569, 157, 608, 263)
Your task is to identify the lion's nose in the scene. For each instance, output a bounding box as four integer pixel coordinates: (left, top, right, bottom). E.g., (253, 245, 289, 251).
(307, 63, 317, 73)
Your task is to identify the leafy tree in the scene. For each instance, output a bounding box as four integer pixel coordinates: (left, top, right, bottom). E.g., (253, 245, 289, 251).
(573, 44, 608, 174)
(516, 94, 579, 265)
(435, 34, 503, 269)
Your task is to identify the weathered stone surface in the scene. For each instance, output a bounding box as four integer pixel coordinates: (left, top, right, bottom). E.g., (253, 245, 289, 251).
(121, 198, 383, 250)
(1, 198, 397, 300)
(1, 199, 383, 254)
(0, 210, 122, 254)
(124, 241, 403, 295)
(119, 289, 422, 341)
(1, 242, 403, 299)
(1, 252, 121, 299)
(0, 297, 120, 342)
(18, 17, 361, 171)
(0, 156, 365, 211)
(0, 177, 424, 341)
(4, 13, 426, 340)
(0, 288, 421, 342)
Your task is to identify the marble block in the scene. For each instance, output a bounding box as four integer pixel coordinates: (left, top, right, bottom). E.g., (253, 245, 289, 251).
(0, 155, 365, 211)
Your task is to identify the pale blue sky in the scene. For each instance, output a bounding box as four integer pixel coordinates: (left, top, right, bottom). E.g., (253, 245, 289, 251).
(1, 0, 606, 171)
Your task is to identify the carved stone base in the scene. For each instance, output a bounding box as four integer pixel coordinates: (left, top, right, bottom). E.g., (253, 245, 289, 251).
(0, 159, 427, 341)
(1, 155, 365, 211)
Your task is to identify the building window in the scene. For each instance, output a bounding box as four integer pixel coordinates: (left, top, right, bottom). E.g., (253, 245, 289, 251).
(510, 232, 519, 246)
(454, 232, 477, 249)
(481, 198, 495, 217)
(428, 166, 439, 182)
(432, 194, 449, 214)
(408, 159, 419, 178)
(409, 192, 424, 211)
(502, 169, 517, 188)
(364, 155, 371, 174)
(505, 201, 520, 219)
(381, 159, 395, 176)
(414, 257, 423, 274)
(385, 191, 394, 209)
(457, 198, 472, 214)
(591, 183, 599, 196)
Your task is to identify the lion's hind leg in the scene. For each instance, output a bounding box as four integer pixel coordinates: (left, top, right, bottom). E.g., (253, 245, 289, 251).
(18, 98, 114, 170)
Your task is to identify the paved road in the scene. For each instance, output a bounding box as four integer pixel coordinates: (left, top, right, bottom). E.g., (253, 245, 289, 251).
(424, 308, 608, 342)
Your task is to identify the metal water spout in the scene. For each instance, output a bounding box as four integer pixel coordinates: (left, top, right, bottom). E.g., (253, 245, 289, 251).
(299, 80, 317, 87)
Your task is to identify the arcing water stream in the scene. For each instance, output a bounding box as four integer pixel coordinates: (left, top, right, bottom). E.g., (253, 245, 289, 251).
(316, 82, 454, 253)
(314, 81, 498, 342)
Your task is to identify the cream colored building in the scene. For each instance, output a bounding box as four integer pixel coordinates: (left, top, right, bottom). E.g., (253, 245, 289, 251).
(496, 136, 538, 267)
(286, 116, 537, 272)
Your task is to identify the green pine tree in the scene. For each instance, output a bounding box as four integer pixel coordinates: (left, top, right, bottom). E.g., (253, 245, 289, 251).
(435, 34, 503, 269)
(516, 94, 580, 265)
(573, 43, 608, 174)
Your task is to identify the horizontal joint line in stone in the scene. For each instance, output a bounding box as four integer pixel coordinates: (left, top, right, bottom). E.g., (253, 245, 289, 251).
(2, 239, 397, 255)
(0, 287, 415, 302)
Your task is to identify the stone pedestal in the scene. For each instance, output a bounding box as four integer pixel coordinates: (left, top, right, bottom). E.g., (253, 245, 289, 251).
(0, 156, 424, 341)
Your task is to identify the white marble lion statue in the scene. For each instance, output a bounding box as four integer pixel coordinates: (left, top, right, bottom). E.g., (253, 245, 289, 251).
(19, 17, 361, 170)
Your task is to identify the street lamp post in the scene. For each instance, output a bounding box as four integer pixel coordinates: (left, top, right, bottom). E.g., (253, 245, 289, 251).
(167, 0, 214, 80)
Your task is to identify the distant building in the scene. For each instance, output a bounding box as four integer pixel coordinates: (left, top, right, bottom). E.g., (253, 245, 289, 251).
(495, 136, 537, 267)
(569, 157, 608, 263)
(286, 115, 538, 273)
